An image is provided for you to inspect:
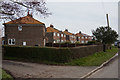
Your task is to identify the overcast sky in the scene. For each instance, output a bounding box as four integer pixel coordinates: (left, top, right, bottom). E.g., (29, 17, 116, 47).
(0, 0, 119, 36)
(34, 1, 118, 36)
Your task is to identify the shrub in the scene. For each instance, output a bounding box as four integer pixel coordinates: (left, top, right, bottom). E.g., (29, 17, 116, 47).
(87, 40, 96, 45)
(75, 41, 80, 44)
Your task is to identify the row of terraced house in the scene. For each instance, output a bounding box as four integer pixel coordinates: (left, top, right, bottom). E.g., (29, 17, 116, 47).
(2, 13, 93, 46)
(46, 24, 93, 44)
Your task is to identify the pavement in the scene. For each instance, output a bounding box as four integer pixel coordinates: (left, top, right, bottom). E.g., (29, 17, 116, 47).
(3, 60, 97, 78)
(88, 57, 118, 78)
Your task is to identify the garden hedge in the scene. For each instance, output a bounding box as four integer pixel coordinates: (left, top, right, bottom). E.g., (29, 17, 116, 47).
(3, 46, 72, 63)
(2, 45, 111, 63)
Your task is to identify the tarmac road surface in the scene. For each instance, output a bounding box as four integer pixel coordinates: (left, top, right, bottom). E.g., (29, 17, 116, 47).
(3, 60, 97, 78)
(88, 57, 118, 78)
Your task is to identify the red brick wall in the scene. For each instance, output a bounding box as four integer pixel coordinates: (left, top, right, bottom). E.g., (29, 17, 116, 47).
(4, 24, 45, 46)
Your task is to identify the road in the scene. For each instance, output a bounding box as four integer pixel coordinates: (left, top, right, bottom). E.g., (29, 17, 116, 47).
(3, 60, 97, 78)
(88, 57, 118, 78)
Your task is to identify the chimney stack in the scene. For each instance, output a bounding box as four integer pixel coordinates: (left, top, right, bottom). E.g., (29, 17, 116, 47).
(65, 29, 68, 32)
(79, 31, 81, 34)
(50, 24, 54, 28)
(27, 10, 33, 17)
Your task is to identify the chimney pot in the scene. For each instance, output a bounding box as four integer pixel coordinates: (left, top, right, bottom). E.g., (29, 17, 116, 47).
(65, 29, 68, 32)
(50, 24, 54, 28)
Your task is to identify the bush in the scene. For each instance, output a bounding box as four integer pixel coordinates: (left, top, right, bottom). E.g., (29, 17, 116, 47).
(75, 41, 80, 44)
(87, 40, 96, 45)
(3, 45, 72, 63)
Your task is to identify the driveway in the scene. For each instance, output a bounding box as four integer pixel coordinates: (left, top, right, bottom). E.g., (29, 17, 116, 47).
(3, 60, 97, 78)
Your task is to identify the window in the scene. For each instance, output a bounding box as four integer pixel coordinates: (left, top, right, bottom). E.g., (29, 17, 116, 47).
(23, 42, 26, 46)
(8, 39, 15, 45)
(53, 40, 56, 43)
(64, 34, 66, 37)
(71, 41, 74, 43)
(61, 34, 63, 37)
(81, 41, 84, 43)
(57, 40, 60, 43)
(18, 25, 22, 31)
(86, 41, 88, 43)
(54, 32, 56, 36)
(82, 37, 84, 39)
(85, 37, 87, 39)
(57, 33, 59, 36)
(2, 40, 5, 45)
(61, 40, 63, 42)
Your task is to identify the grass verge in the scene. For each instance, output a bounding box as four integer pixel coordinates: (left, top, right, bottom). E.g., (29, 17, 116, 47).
(65, 47, 118, 66)
(2, 69, 13, 80)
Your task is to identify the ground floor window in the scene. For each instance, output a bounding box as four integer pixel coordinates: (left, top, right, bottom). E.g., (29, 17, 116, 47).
(8, 39, 15, 45)
(53, 40, 56, 43)
(2, 40, 5, 45)
(81, 41, 84, 43)
(23, 42, 26, 46)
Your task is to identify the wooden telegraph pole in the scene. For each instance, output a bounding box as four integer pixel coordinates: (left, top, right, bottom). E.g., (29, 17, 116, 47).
(103, 14, 110, 52)
(106, 14, 110, 28)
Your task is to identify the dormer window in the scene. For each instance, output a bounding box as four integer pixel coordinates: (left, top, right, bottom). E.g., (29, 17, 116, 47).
(18, 25, 22, 31)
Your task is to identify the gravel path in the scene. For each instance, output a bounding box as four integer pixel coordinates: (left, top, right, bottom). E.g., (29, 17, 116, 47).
(3, 60, 97, 78)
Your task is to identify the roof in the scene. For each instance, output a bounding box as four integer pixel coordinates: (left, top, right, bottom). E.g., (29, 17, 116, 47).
(76, 33, 91, 37)
(4, 15, 44, 24)
(46, 27, 60, 33)
(63, 31, 73, 35)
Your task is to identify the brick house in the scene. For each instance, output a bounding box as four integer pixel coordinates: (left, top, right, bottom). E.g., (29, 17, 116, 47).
(76, 31, 93, 44)
(63, 29, 76, 43)
(46, 25, 66, 43)
(3, 13, 46, 46)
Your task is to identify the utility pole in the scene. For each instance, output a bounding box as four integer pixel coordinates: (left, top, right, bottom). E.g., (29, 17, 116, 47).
(106, 14, 110, 28)
(103, 14, 110, 52)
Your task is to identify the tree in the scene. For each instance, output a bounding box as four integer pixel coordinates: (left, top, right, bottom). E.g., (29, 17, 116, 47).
(0, 0, 51, 20)
(92, 26, 118, 44)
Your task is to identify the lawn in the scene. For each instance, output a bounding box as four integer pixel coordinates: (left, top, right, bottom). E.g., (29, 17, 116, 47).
(2, 69, 13, 80)
(66, 46, 118, 66)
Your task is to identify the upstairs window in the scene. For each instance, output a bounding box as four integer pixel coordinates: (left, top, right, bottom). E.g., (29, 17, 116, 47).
(54, 32, 56, 36)
(61, 34, 63, 37)
(82, 37, 84, 39)
(64, 34, 66, 37)
(57, 33, 59, 36)
(8, 39, 15, 45)
(18, 25, 22, 31)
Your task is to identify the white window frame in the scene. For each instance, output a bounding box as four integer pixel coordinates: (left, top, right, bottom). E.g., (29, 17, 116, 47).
(57, 33, 59, 36)
(82, 37, 84, 39)
(54, 32, 56, 36)
(23, 42, 26, 46)
(61, 34, 63, 37)
(61, 40, 64, 42)
(64, 34, 66, 37)
(81, 41, 84, 43)
(18, 25, 22, 31)
(53, 40, 56, 43)
(8, 39, 15, 45)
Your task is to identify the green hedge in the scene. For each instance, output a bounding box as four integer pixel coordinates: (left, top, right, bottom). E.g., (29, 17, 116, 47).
(3, 46, 72, 63)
